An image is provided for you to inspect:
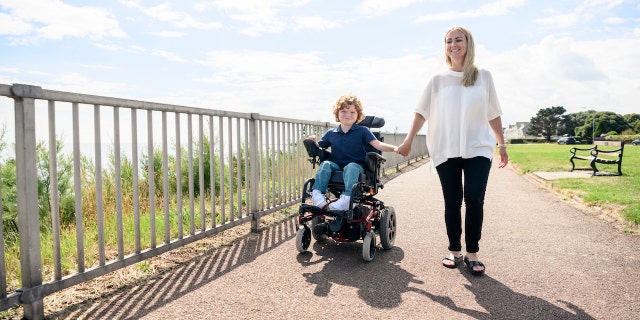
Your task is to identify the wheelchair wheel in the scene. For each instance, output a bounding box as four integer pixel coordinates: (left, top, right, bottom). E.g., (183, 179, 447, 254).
(296, 225, 311, 253)
(362, 231, 376, 262)
(310, 216, 328, 242)
(379, 206, 397, 250)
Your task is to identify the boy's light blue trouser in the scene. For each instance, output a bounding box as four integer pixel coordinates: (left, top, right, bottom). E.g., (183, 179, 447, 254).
(312, 161, 364, 196)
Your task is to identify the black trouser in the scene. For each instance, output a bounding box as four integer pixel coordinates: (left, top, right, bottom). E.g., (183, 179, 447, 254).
(435, 156, 491, 254)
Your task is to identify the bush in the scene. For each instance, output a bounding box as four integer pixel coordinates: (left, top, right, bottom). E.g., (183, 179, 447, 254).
(604, 134, 640, 143)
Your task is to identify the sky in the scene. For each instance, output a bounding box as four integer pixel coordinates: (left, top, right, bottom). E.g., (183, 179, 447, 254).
(1, 0, 639, 134)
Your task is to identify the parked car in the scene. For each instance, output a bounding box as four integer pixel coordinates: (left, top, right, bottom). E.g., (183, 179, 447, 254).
(633, 138, 640, 146)
(557, 137, 577, 145)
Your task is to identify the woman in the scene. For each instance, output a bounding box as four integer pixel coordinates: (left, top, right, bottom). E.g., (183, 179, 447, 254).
(397, 26, 508, 276)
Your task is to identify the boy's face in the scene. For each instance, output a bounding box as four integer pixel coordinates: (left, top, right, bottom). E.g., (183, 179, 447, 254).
(338, 104, 358, 126)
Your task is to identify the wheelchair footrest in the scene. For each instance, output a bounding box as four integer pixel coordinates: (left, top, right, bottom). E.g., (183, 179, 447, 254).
(299, 203, 324, 216)
(328, 215, 342, 232)
(300, 203, 350, 215)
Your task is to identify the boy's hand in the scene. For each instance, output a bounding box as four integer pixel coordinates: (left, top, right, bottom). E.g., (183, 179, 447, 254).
(308, 135, 317, 141)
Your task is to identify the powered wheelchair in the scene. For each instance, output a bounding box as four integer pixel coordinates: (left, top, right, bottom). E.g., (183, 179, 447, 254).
(295, 116, 397, 261)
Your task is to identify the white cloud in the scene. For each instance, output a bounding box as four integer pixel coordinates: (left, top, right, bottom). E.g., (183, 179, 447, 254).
(93, 41, 186, 64)
(68, 63, 120, 71)
(356, 0, 425, 17)
(535, 12, 581, 29)
(414, 0, 526, 23)
(214, 4, 284, 35)
(482, 34, 640, 125)
(197, 50, 327, 84)
(0, 67, 19, 73)
(0, 0, 126, 40)
(211, 0, 313, 35)
(94, 42, 125, 51)
(51, 72, 128, 96)
(183, 30, 639, 132)
(536, 0, 629, 29)
(149, 31, 187, 37)
(603, 17, 625, 24)
(139, 2, 223, 29)
(2, 0, 638, 135)
(150, 49, 188, 63)
(186, 50, 438, 129)
(28, 71, 54, 77)
(213, 0, 311, 12)
(292, 16, 340, 31)
(0, 12, 33, 35)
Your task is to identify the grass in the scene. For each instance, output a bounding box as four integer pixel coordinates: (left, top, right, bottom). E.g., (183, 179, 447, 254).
(2, 142, 311, 292)
(506, 143, 640, 226)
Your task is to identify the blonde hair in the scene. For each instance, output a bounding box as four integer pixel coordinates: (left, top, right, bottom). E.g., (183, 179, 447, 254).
(445, 26, 478, 87)
(332, 95, 365, 123)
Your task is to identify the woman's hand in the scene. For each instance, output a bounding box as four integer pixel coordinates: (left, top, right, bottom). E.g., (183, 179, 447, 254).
(497, 147, 508, 168)
(396, 143, 411, 157)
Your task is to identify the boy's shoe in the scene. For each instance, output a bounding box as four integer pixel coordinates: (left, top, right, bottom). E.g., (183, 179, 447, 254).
(329, 195, 350, 210)
(312, 189, 327, 208)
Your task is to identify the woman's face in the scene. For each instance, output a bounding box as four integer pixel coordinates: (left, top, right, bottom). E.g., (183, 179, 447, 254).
(445, 29, 467, 62)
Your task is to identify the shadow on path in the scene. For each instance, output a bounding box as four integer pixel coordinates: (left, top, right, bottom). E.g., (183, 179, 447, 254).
(419, 268, 596, 319)
(298, 240, 594, 318)
(47, 217, 299, 319)
(298, 242, 423, 309)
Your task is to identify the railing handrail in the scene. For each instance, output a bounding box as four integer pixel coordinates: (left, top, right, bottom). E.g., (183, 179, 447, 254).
(2, 83, 330, 127)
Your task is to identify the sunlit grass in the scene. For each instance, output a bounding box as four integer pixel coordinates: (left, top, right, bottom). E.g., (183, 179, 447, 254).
(507, 143, 640, 224)
(3, 140, 310, 292)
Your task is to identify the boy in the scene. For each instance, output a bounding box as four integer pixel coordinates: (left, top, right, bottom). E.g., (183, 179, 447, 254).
(309, 94, 398, 210)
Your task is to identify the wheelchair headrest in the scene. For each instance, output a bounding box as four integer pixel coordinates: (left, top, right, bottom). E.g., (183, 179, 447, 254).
(358, 115, 385, 129)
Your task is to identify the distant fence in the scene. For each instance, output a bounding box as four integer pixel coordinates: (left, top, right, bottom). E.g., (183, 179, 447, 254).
(0, 83, 427, 319)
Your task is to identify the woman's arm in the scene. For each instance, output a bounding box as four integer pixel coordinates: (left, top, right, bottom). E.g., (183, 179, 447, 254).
(396, 113, 426, 156)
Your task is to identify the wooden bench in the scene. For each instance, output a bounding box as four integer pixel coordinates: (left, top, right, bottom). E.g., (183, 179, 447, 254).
(569, 140, 625, 176)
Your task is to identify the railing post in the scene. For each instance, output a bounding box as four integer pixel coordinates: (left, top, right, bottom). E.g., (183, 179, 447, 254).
(249, 113, 260, 231)
(11, 84, 44, 319)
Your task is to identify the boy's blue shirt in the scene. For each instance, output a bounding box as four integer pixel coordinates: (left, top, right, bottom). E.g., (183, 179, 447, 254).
(318, 123, 377, 168)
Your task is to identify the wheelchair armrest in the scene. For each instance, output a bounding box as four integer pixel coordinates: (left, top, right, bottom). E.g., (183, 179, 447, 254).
(303, 139, 320, 157)
(303, 138, 332, 167)
(365, 151, 386, 172)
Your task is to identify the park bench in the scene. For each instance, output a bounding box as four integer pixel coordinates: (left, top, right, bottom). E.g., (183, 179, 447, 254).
(569, 140, 624, 176)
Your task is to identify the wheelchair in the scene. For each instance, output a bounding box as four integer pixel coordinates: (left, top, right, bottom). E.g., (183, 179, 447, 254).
(295, 116, 397, 261)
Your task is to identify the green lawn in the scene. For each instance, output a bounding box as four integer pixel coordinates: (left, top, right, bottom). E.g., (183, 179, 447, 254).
(506, 143, 640, 226)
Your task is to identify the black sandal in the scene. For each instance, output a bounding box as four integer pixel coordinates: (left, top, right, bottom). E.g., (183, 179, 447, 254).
(464, 256, 485, 276)
(442, 254, 464, 269)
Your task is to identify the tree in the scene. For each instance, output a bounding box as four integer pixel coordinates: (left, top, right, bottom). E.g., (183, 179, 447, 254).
(564, 111, 591, 137)
(623, 113, 640, 134)
(528, 106, 567, 142)
(575, 111, 629, 141)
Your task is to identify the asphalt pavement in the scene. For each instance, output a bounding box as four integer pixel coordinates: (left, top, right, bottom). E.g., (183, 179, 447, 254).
(54, 158, 640, 319)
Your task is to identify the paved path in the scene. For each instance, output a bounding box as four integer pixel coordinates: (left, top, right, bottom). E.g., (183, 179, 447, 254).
(55, 159, 640, 319)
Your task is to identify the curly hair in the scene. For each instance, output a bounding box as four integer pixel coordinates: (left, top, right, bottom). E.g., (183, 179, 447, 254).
(332, 95, 365, 123)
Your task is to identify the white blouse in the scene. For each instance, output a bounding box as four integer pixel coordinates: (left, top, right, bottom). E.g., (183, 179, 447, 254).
(415, 68, 502, 167)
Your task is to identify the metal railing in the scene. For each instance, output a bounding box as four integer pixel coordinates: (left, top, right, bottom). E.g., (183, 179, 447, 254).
(0, 83, 427, 319)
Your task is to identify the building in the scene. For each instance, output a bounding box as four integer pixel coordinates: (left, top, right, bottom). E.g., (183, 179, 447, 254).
(504, 122, 531, 140)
